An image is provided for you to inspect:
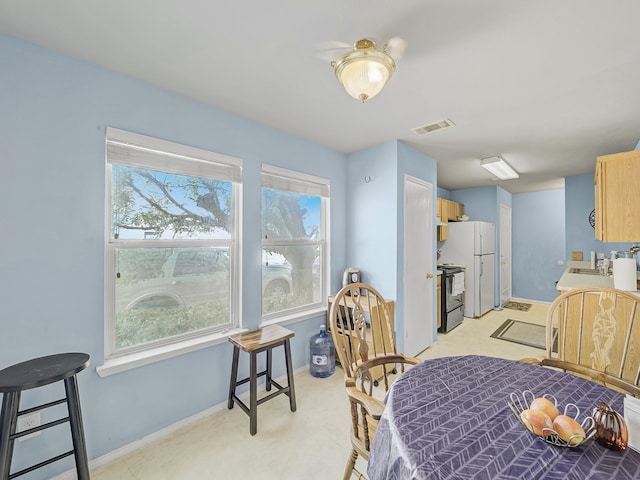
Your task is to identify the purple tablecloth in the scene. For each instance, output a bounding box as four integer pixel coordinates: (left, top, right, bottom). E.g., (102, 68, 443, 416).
(368, 355, 640, 480)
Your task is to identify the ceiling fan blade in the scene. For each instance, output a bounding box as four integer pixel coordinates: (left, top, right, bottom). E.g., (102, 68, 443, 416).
(384, 37, 408, 59)
(315, 40, 352, 63)
(316, 40, 352, 51)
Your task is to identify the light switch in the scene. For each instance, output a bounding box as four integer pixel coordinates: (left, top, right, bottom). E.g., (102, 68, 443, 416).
(571, 251, 584, 261)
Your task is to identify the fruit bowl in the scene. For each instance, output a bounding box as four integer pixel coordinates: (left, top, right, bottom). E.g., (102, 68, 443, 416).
(508, 390, 596, 448)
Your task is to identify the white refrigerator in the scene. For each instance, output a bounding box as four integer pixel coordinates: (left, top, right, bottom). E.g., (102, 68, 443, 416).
(439, 221, 495, 318)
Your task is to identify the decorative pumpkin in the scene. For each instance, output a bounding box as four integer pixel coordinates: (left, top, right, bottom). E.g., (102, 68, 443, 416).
(591, 400, 628, 451)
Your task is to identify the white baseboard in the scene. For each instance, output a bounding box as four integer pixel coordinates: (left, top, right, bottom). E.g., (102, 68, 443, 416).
(509, 296, 552, 305)
(51, 365, 308, 480)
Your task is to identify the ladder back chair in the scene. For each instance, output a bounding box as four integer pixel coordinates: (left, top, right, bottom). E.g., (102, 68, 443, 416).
(328, 282, 420, 480)
(524, 287, 640, 397)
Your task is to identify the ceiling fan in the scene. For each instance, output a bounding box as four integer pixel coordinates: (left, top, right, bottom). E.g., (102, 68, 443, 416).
(319, 37, 407, 102)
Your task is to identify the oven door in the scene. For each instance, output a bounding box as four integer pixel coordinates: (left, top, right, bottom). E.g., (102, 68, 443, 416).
(445, 274, 463, 311)
(443, 304, 464, 332)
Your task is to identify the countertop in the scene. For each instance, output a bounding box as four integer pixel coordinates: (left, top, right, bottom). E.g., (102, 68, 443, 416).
(556, 261, 640, 293)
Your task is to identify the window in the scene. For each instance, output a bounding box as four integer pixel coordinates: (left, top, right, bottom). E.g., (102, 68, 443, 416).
(261, 165, 329, 318)
(105, 128, 242, 358)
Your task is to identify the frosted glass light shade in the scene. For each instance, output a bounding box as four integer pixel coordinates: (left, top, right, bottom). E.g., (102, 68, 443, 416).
(334, 40, 396, 103)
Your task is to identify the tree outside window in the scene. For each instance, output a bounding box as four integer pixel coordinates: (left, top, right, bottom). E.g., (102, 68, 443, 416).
(106, 128, 241, 357)
(261, 166, 328, 317)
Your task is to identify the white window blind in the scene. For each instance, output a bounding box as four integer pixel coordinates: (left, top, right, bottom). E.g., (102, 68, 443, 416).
(261, 164, 329, 197)
(107, 127, 242, 182)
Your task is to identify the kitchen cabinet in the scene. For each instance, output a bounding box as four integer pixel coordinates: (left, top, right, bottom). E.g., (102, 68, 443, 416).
(594, 150, 640, 242)
(449, 200, 464, 220)
(436, 198, 465, 223)
(437, 225, 448, 241)
(437, 198, 447, 223)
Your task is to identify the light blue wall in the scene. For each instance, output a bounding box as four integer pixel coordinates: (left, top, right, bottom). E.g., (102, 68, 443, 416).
(497, 186, 512, 209)
(0, 33, 348, 478)
(565, 173, 636, 263)
(346, 141, 438, 352)
(346, 142, 399, 298)
(436, 187, 450, 199)
(449, 186, 505, 306)
(512, 189, 565, 301)
(440, 185, 576, 305)
(451, 186, 499, 224)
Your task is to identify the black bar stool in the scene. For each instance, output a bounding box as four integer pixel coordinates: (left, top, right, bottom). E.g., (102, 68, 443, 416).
(227, 324, 296, 435)
(0, 353, 90, 480)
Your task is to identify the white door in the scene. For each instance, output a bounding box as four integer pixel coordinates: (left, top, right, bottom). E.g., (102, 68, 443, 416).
(500, 204, 512, 306)
(403, 175, 434, 356)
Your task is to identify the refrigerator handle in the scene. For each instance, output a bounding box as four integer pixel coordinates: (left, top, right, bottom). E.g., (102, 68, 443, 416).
(480, 258, 483, 276)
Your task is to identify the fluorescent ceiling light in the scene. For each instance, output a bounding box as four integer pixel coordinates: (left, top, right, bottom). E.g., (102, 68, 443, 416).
(480, 156, 519, 180)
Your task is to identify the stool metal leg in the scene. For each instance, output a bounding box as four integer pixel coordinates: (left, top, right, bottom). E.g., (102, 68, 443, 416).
(284, 339, 297, 412)
(64, 375, 90, 480)
(227, 346, 240, 409)
(249, 352, 258, 436)
(0, 392, 20, 480)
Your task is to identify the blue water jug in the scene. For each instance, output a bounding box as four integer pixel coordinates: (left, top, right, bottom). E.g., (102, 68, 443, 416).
(309, 325, 335, 378)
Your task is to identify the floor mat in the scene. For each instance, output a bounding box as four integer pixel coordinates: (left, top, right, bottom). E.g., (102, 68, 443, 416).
(502, 301, 532, 312)
(490, 319, 557, 352)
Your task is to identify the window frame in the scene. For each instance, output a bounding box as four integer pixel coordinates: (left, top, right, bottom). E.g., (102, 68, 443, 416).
(104, 127, 242, 360)
(261, 164, 329, 322)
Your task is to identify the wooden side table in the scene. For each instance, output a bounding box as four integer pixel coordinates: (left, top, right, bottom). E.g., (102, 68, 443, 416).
(0, 353, 90, 480)
(227, 324, 297, 435)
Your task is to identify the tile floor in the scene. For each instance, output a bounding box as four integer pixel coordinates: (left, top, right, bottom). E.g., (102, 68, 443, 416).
(89, 299, 551, 480)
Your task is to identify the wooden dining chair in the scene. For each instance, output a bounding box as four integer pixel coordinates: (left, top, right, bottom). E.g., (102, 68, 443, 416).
(328, 282, 421, 480)
(522, 287, 640, 397)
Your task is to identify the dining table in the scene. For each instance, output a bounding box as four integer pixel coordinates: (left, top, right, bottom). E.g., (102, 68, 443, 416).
(367, 355, 640, 480)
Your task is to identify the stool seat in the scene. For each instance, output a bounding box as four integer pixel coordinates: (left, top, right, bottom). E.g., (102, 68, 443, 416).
(227, 325, 296, 435)
(0, 353, 89, 392)
(0, 353, 90, 480)
(228, 324, 295, 353)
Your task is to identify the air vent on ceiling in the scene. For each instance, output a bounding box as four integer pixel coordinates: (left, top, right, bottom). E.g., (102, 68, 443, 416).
(411, 119, 455, 136)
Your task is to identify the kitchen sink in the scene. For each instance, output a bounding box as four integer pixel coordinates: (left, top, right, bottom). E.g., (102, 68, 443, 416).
(568, 268, 602, 275)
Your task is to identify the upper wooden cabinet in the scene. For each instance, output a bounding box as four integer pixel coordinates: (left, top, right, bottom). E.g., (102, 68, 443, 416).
(436, 198, 465, 223)
(594, 150, 640, 242)
(436, 198, 447, 223)
(451, 201, 464, 219)
(437, 225, 448, 241)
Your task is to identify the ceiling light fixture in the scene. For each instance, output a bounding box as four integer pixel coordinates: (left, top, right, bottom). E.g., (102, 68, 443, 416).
(480, 156, 519, 180)
(333, 39, 396, 103)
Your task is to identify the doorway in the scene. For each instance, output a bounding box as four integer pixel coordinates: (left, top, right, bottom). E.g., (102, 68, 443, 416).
(403, 175, 434, 356)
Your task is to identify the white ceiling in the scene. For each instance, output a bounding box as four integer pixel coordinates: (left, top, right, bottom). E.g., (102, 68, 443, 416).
(2, 0, 640, 193)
